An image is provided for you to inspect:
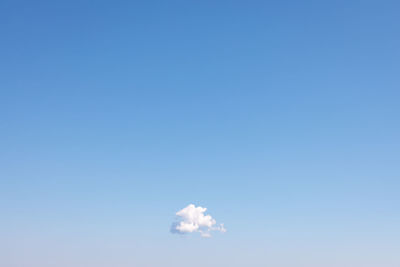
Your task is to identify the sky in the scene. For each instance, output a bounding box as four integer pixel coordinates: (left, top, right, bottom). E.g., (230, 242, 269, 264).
(1, 0, 399, 266)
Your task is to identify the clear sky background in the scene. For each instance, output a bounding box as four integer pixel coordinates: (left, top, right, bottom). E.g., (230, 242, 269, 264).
(1, 1, 399, 266)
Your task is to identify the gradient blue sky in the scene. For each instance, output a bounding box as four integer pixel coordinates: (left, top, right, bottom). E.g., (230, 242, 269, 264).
(1, 1, 399, 266)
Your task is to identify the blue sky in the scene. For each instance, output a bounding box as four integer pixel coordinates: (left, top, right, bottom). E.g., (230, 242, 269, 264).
(1, 0, 399, 266)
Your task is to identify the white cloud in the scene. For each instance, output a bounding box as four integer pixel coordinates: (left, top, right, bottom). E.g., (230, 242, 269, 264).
(170, 204, 226, 237)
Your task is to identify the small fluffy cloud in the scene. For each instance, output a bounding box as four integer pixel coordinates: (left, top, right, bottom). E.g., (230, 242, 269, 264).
(171, 204, 226, 237)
